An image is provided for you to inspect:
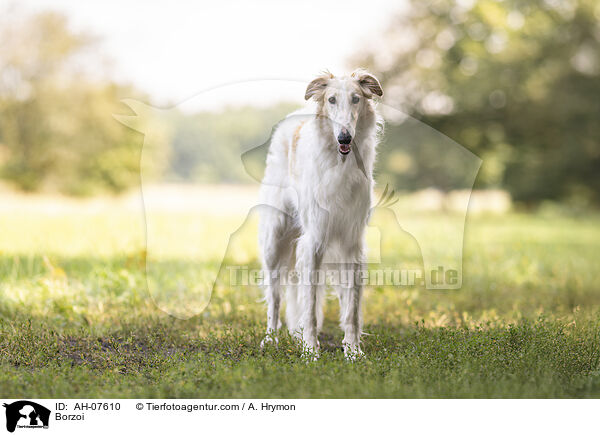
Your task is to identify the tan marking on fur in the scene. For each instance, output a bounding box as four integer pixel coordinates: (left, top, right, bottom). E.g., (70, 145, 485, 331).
(289, 121, 306, 180)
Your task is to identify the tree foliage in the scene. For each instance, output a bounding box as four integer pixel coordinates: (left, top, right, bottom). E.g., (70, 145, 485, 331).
(0, 10, 145, 194)
(354, 0, 600, 204)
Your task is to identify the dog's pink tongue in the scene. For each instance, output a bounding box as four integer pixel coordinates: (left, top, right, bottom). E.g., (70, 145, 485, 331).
(339, 143, 351, 153)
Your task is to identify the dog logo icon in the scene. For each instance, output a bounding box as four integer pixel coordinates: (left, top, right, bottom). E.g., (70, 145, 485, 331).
(3, 401, 50, 433)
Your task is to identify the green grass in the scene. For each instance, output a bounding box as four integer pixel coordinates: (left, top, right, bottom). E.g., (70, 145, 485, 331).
(1, 190, 600, 398)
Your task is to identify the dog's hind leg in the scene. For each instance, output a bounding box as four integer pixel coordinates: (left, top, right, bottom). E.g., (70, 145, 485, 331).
(263, 275, 282, 347)
(285, 250, 301, 338)
(259, 205, 294, 347)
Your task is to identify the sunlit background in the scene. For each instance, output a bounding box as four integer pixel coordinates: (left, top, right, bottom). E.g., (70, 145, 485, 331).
(8, 0, 403, 108)
(1, 0, 598, 207)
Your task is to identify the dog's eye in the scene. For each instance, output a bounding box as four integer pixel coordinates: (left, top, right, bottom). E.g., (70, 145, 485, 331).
(352, 95, 360, 104)
(328, 96, 336, 104)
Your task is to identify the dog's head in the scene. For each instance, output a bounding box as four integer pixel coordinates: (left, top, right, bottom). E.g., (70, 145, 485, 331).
(305, 69, 383, 155)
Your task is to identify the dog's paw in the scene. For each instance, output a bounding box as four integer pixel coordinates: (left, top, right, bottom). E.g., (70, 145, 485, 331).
(343, 343, 364, 361)
(301, 346, 320, 362)
(301, 337, 320, 361)
(260, 334, 279, 348)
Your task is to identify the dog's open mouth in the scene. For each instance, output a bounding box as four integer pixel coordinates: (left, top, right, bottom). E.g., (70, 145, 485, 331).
(338, 143, 351, 155)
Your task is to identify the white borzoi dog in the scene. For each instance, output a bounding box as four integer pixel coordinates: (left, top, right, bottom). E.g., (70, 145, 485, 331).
(258, 69, 383, 358)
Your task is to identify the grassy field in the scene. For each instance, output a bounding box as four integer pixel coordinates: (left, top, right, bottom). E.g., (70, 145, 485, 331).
(1, 186, 600, 398)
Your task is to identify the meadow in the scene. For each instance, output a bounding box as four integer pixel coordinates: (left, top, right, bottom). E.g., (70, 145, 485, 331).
(1, 185, 599, 398)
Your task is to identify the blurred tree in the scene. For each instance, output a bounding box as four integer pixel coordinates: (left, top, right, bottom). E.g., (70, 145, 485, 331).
(0, 9, 148, 194)
(353, 0, 600, 205)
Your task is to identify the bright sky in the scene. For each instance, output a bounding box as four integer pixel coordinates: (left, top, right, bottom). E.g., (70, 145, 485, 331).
(13, 0, 406, 109)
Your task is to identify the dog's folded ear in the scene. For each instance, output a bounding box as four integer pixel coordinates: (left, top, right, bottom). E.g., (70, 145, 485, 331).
(305, 72, 333, 101)
(353, 69, 383, 98)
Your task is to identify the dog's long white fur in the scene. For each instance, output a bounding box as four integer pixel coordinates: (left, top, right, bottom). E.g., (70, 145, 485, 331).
(258, 70, 383, 357)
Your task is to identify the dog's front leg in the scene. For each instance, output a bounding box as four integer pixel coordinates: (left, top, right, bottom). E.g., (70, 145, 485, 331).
(341, 262, 364, 360)
(296, 234, 324, 357)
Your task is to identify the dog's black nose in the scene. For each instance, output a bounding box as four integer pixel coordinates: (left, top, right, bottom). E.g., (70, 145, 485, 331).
(337, 130, 352, 145)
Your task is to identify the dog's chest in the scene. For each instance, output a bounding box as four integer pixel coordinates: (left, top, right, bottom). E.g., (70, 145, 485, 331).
(317, 162, 366, 201)
(307, 159, 371, 229)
